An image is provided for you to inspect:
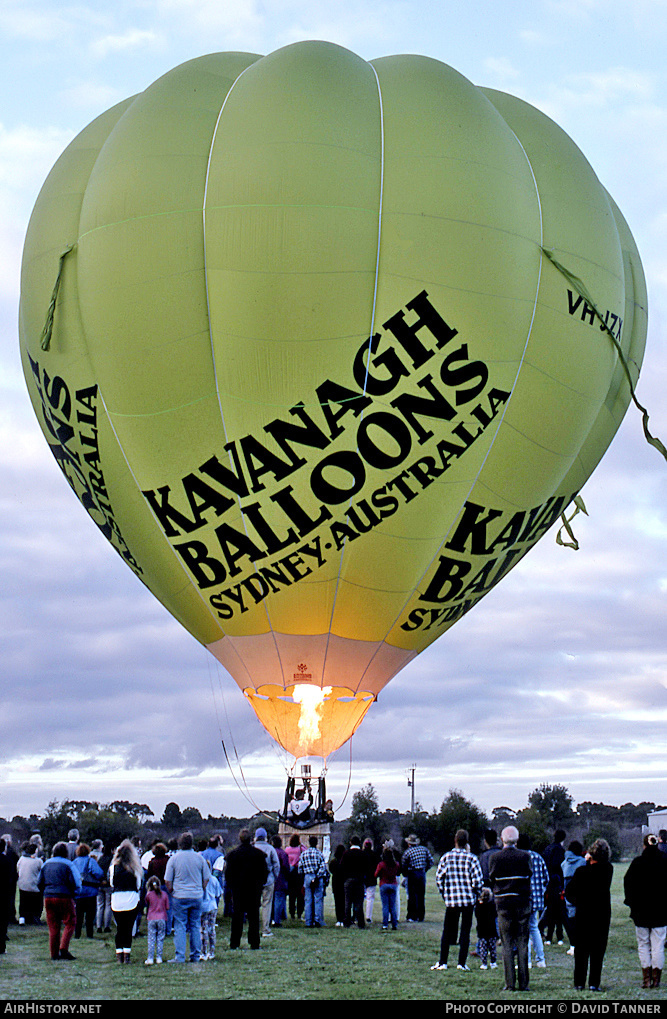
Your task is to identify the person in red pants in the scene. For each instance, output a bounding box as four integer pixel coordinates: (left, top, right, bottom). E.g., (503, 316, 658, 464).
(37, 842, 81, 960)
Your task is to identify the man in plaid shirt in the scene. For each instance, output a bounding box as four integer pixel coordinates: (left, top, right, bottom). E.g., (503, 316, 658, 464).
(401, 835, 433, 922)
(298, 835, 329, 927)
(518, 832, 549, 968)
(432, 829, 484, 971)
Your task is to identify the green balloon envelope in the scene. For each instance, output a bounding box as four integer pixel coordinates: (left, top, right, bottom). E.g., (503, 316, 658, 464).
(19, 42, 647, 759)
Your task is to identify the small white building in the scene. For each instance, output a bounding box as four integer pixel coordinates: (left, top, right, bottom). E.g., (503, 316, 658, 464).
(646, 809, 667, 835)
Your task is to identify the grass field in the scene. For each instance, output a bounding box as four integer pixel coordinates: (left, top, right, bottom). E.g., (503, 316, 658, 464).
(0, 862, 661, 1002)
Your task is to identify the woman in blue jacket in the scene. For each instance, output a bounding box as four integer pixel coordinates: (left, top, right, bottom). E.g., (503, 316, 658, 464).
(72, 844, 104, 939)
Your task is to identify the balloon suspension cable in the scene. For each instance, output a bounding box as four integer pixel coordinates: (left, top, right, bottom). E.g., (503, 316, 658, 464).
(205, 654, 275, 821)
(40, 246, 75, 351)
(333, 735, 354, 816)
(541, 248, 666, 551)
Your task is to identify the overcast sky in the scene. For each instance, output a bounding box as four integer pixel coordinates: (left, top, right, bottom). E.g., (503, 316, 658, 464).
(1, 0, 666, 827)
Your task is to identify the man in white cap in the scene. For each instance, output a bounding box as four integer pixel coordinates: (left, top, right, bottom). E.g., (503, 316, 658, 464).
(401, 834, 433, 922)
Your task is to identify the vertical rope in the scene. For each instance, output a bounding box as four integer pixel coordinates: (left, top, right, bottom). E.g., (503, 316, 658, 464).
(40, 245, 74, 351)
(541, 248, 665, 462)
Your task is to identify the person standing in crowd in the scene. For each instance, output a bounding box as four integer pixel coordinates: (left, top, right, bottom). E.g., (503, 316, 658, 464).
(285, 833, 304, 920)
(200, 836, 223, 871)
(72, 844, 104, 939)
(658, 831, 667, 857)
(199, 862, 222, 960)
(540, 829, 567, 945)
(401, 834, 433, 922)
(29, 834, 45, 860)
(375, 846, 401, 931)
(146, 842, 169, 886)
(624, 832, 667, 989)
(165, 832, 208, 963)
(95, 842, 114, 933)
(384, 839, 403, 921)
(253, 828, 280, 938)
(17, 842, 43, 925)
(341, 836, 367, 928)
(562, 840, 587, 956)
(329, 843, 347, 927)
(298, 835, 329, 928)
(565, 838, 613, 992)
(432, 828, 484, 972)
(225, 829, 268, 950)
(0, 839, 14, 955)
(479, 830, 501, 884)
(271, 835, 290, 928)
(65, 830, 80, 861)
(517, 833, 549, 970)
(2, 835, 19, 926)
(37, 841, 82, 961)
(109, 839, 143, 964)
(144, 874, 170, 965)
(362, 838, 380, 924)
(475, 887, 498, 970)
(490, 826, 532, 992)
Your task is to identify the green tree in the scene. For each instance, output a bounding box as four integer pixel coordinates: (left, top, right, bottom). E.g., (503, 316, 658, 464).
(106, 801, 154, 822)
(181, 807, 204, 829)
(161, 802, 183, 829)
(345, 784, 385, 847)
(492, 806, 517, 830)
(586, 822, 622, 862)
(618, 802, 656, 828)
(38, 800, 77, 852)
(77, 808, 141, 850)
(577, 801, 619, 829)
(515, 806, 550, 853)
(411, 789, 489, 854)
(528, 784, 575, 830)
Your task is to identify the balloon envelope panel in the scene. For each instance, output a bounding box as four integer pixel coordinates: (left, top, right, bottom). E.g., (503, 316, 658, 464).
(19, 42, 647, 759)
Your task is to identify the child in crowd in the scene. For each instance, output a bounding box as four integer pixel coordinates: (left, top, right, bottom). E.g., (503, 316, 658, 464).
(475, 887, 498, 970)
(200, 867, 222, 961)
(144, 875, 169, 965)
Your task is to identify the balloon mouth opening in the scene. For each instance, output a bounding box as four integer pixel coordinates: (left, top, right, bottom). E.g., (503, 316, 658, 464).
(244, 683, 375, 759)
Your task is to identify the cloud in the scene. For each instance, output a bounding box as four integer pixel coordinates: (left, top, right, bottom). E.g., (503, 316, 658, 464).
(90, 29, 165, 59)
(0, 123, 74, 299)
(483, 58, 521, 84)
(560, 67, 656, 108)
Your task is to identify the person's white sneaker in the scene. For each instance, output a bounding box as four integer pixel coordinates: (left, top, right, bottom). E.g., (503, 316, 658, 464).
(457, 964, 470, 971)
(536, 961, 547, 968)
(431, 962, 447, 970)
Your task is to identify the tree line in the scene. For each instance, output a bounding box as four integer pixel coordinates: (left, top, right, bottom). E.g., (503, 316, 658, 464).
(2, 785, 663, 861)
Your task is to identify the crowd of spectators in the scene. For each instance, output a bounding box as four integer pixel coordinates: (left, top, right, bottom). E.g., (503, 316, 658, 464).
(2, 822, 666, 995)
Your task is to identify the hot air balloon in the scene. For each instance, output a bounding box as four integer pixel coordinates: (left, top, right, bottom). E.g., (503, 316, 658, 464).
(19, 41, 647, 763)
